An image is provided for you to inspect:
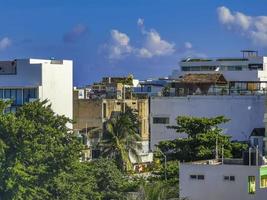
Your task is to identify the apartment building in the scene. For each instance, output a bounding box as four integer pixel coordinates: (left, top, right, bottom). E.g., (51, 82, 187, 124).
(73, 76, 153, 167)
(0, 58, 73, 121)
(171, 50, 267, 83)
(180, 159, 267, 200)
(150, 51, 267, 148)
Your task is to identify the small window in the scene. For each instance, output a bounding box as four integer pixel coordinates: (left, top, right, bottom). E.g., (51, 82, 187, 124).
(153, 117, 169, 124)
(260, 175, 267, 188)
(248, 176, 256, 194)
(190, 175, 197, 179)
(224, 176, 235, 181)
(197, 175, 205, 180)
(230, 176, 235, 181)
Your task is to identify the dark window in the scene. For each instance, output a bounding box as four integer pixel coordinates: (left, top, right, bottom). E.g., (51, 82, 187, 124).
(181, 67, 190, 71)
(0, 89, 3, 98)
(4, 89, 11, 98)
(230, 176, 235, 181)
(197, 175, 205, 180)
(190, 175, 197, 179)
(224, 176, 235, 181)
(153, 117, 170, 124)
(92, 149, 101, 159)
(23, 88, 37, 103)
(103, 103, 107, 118)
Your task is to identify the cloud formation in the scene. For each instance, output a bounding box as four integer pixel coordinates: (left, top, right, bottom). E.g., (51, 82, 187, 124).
(217, 6, 267, 46)
(108, 29, 133, 59)
(63, 24, 88, 43)
(0, 37, 11, 50)
(107, 18, 175, 59)
(138, 29, 175, 58)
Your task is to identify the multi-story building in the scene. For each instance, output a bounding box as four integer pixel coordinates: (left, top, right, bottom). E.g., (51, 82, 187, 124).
(150, 95, 265, 148)
(0, 58, 73, 121)
(150, 51, 267, 148)
(73, 76, 153, 168)
(180, 158, 267, 200)
(171, 50, 267, 83)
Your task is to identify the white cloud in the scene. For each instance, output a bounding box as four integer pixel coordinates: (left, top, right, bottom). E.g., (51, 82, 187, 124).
(0, 37, 11, 50)
(105, 19, 176, 60)
(108, 29, 133, 59)
(217, 6, 267, 46)
(138, 29, 175, 58)
(184, 42, 193, 49)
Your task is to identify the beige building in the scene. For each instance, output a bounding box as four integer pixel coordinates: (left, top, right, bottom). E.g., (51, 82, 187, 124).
(73, 89, 152, 165)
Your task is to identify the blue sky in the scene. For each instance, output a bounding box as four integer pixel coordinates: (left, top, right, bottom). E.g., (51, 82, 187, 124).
(0, 0, 267, 86)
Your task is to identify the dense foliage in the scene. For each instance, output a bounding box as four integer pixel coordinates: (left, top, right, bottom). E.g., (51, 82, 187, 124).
(0, 100, 136, 200)
(158, 116, 248, 162)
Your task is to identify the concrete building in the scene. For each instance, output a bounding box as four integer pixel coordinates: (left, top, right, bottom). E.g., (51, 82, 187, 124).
(150, 95, 265, 149)
(73, 86, 153, 167)
(180, 159, 267, 200)
(171, 50, 267, 84)
(0, 58, 73, 120)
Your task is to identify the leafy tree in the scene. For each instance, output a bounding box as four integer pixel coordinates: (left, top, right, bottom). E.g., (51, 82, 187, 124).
(100, 107, 142, 172)
(159, 116, 245, 162)
(88, 158, 138, 200)
(135, 181, 179, 200)
(0, 100, 98, 200)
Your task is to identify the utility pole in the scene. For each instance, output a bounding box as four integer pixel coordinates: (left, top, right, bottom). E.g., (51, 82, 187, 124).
(215, 135, 218, 160)
(158, 148, 167, 181)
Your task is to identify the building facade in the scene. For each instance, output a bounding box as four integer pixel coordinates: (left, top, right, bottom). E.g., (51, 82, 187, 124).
(180, 160, 267, 200)
(73, 87, 153, 165)
(150, 95, 265, 149)
(0, 58, 73, 121)
(171, 51, 267, 84)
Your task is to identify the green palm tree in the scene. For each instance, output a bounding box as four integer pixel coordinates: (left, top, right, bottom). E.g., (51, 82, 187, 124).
(100, 108, 142, 172)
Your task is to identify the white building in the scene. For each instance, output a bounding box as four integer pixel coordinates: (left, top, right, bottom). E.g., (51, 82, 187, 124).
(150, 95, 265, 149)
(180, 160, 267, 200)
(171, 51, 267, 84)
(0, 58, 73, 122)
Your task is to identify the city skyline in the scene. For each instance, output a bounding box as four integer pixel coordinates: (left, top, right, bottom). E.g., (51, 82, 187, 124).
(0, 0, 267, 86)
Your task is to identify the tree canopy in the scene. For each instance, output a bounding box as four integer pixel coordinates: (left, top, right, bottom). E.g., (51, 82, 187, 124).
(0, 100, 137, 200)
(159, 116, 247, 162)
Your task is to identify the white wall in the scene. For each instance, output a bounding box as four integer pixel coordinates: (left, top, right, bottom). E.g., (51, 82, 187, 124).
(39, 59, 73, 120)
(150, 96, 265, 148)
(0, 59, 42, 87)
(0, 58, 73, 123)
(180, 163, 267, 200)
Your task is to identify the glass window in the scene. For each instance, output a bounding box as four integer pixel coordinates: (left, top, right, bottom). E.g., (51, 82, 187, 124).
(16, 89, 23, 105)
(261, 175, 267, 188)
(248, 176, 256, 194)
(23, 88, 37, 103)
(197, 175, 205, 180)
(190, 175, 197, 179)
(230, 176, 235, 181)
(4, 89, 11, 98)
(0, 89, 3, 98)
(153, 117, 170, 124)
(260, 167, 267, 188)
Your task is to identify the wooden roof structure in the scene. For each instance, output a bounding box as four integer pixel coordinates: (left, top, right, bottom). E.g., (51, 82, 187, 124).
(180, 73, 227, 84)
